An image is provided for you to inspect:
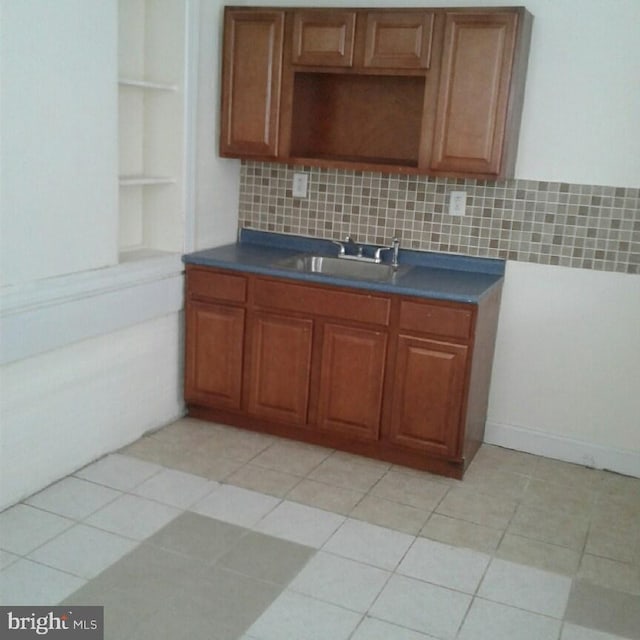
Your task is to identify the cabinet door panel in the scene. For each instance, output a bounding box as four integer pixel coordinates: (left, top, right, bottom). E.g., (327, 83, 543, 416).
(364, 12, 434, 69)
(431, 11, 518, 175)
(292, 10, 356, 67)
(220, 10, 284, 157)
(248, 313, 313, 425)
(389, 335, 468, 457)
(185, 302, 245, 410)
(317, 324, 387, 441)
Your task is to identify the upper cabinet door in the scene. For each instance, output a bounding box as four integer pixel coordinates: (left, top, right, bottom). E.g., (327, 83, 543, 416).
(220, 9, 284, 158)
(430, 11, 521, 176)
(363, 11, 434, 69)
(292, 10, 356, 67)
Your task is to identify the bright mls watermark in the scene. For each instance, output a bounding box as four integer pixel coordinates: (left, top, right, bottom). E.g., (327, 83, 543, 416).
(0, 607, 103, 639)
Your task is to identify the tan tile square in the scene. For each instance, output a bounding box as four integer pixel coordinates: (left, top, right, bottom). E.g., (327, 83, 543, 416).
(251, 441, 332, 476)
(308, 454, 387, 493)
(350, 494, 429, 535)
(436, 487, 517, 530)
(461, 466, 529, 501)
(193, 429, 275, 463)
(370, 470, 449, 511)
(585, 524, 640, 564)
(578, 554, 640, 595)
(168, 450, 244, 482)
(389, 465, 460, 487)
(287, 479, 364, 515)
(226, 464, 301, 498)
(496, 534, 581, 576)
(121, 436, 193, 468)
(508, 505, 589, 550)
(420, 513, 502, 554)
(521, 479, 595, 516)
(591, 496, 640, 531)
(150, 418, 219, 448)
(565, 580, 640, 640)
(471, 444, 539, 477)
(532, 457, 603, 491)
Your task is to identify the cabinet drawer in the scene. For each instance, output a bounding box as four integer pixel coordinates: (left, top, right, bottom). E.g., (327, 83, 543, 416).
(399, 300, 472, 340)
(254, 278, 391, 326)
(187, 267, 247, 304)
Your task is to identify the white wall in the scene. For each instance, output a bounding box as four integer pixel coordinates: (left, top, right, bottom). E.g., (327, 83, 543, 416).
(0, 314, 184, 510)
(0, 0, 119, 287)
(487, 264, 640, 475)
(193, 0, 241, 249)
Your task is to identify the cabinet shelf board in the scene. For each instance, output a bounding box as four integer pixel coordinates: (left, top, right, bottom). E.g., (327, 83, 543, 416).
(119, 78, 178, 91)
(119, 175, 176, 186)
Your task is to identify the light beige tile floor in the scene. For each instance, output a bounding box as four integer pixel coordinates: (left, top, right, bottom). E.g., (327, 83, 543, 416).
(122, 417, 640, 585)
(2, 416, 639, 639)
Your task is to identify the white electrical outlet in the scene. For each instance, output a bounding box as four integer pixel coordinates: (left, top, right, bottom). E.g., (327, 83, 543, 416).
(292, 172, 308, 198)
(449, 191, 467, 216)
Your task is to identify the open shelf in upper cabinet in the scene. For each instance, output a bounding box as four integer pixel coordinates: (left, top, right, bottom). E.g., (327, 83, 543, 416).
(117, 0, 187, 260)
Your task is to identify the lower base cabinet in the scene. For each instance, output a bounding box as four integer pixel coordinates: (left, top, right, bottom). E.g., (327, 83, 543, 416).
(247, 312, 313, 425)
(388, 335, 468, 458)
(184, 265, 502, 478)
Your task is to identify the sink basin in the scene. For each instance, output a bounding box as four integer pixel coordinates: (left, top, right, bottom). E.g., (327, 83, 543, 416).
(275, 255, 410, 282)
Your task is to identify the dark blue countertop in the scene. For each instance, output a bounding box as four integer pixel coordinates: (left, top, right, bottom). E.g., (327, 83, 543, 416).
(183, 230, 505, 304)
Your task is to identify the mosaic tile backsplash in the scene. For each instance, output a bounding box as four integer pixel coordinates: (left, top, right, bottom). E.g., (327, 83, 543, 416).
(238, 161, 640, 274)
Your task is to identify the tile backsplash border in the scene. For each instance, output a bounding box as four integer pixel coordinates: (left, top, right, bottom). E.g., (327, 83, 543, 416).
(238, 161, 640, 274)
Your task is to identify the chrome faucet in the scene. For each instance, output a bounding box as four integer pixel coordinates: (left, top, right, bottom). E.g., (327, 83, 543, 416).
(374, 237, 400, 268)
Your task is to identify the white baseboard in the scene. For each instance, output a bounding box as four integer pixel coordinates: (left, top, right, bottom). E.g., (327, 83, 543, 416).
(485, 420, 640, 478)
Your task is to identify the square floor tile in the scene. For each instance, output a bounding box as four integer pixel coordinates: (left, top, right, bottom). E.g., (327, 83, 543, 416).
(561, 623, 633, 640)
(577, 554, 640, 594)
(420, 513, 502, 554)
(25, 476, 122, 520)
(289, 551, 390, 612)
(217, 531, 314, 585)
(565, 579, 640, 639)
(147, 511, 246, 563)
(75, 454, 161, 491)
(457, 598, 561, 640)
(323, 518, 414, 571)
(0, 504, 73, 555)
(27, 523, 137, 578)
(253, 500, 344, 548)
(166, 566, 282, 637)
(132, 468, 217, 508)
(479, 558, 572, 618)
(191, 484, 280, 527)
(496, 533, 581, 576)
(0, 550, 19, 570)
(286, 478, 364, 515)
(397, 537, 491, 594)
(307, 454, 388, 492)
(0, 558, 85, 605)
(370, 470, 449, 510)
(246, 590, 362, 640)
(227, 464, 301, 498)
(351, 618, 438, 640)
(85, 494, 180, 540)
(251, 441, 332, 476)
(508, 504, 589, 550)
(350, 494, 430, 535)
(436, 487, 517, 530)
(369, 574, 471, 639)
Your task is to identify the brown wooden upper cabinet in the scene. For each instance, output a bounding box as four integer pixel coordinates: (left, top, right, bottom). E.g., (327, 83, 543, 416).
(292, 10, 356, 67)
(363, 11, 434, 69)
(219, 6, 533, 179)
(220, 9, 284, 157)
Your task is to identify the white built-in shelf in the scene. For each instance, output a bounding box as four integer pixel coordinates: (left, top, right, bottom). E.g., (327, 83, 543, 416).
(118, 78, 178, 91)
(119, 175, 176, 187)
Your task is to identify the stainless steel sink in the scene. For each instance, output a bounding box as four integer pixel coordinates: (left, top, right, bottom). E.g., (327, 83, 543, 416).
(275, 255, 410, 282)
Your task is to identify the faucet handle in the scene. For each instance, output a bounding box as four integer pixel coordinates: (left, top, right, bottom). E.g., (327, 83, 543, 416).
(331, 239, 346, 255)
